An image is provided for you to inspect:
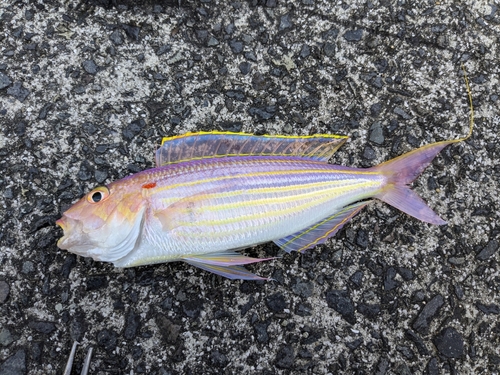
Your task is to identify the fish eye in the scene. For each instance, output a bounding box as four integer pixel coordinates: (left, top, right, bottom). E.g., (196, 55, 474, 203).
(87, 186, 110, 204)
(91, 191, 103, 202)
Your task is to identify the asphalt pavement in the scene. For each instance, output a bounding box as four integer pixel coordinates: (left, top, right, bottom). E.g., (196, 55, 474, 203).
(0, 1, 499, 374)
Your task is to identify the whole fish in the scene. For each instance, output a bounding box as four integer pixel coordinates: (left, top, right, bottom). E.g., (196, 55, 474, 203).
(57, 128, 471, 280)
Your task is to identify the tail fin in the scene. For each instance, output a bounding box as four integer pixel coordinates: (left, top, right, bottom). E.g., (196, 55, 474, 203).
(373, 64, 474, 225)
(372, 141, 455, 224)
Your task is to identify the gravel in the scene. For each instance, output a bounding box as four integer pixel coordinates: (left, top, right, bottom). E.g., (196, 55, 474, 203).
(1, 1, 499, 374)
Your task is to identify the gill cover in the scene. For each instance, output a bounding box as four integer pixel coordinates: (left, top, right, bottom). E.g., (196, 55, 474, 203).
(57, 185, 146, 263)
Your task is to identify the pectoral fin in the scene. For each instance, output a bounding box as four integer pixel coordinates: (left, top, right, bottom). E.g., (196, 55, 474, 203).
(274, 201, 371, 253)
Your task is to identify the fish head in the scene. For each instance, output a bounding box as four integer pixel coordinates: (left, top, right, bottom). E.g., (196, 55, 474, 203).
(56, 183, 146, 263)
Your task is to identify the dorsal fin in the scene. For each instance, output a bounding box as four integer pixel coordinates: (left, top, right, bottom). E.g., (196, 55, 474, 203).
(155, 131, 348, 166)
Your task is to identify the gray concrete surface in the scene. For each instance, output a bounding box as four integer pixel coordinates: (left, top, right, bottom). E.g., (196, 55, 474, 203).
(0, 0, 499, 374)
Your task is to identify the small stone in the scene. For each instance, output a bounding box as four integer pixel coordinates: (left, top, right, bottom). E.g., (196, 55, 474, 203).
(4, 188, 13, 200)
(229, 40, 243, 54)
(167, 52, 184, 65)
(38, 103, 53, 120)
(394, 107, 412, 120)
(349, 270, 363, 287)
(0, 281, 10, 303)
(397, 267, 414, 281)
(357, 303, 380, 319)
(210, 351, 228, 367)
(0, 350, 26, 374)
(384, 267, 399, 291)
(291, 279, 313, 298)
(363, 145, 376, 160)
(25, 9, 35, 20)
(22, 261, 34, 274)
(239, 62, 251, 75)
(356, 229, 369, 248)
(454, 284, 464, 300)
(347, 338, 363, 351)
(122, 24, 140, 41)
(323, 42, 335, 57)
(396, 345, 414, 359)
(299, 44, 310, 58)
(73, 85, 85, 94)
(343, 29, 363, 42)
(7, 81, 30, 102)
(12, 26, 23, 38)
(476, 239, 498, 260)
(95, 169, 108, 183)
(476, 302, 500, 315)
(275, 345, 294, 369)
(207, 36, 219, 46)
(155, 315, 181, 344)
(124, 310, 141, 339)
(0, 72, 12, 89)
(295, 303, 312, 316)
(182, 299, 203, 318)
(0, 327, 13, 346)
(369, 121, 384, 144)
(265, 293, 287, 312)
(370, 102, 382, 117)
(279, 13, 293, 31)
(448, 257, 466, 265)
(109, 30, 124, 45)
(253, 321, 269, 343)
(97, 329, 117, 352)
(156, 44, 171, 56)
(413, 295, 444, 334)
(28, 321, 56, 334)
(77, 161, 93, 181)
(433, 327, 464, 358)
(86, 275, 108, 291)
(325, 290, 355, 324)
(122, 119, 146, 141)
(426, 357, 439, 375)
(405, 329, 429, 355)
(82, 122, 97, 135)
(82, 60, 98, 75)
(248, 106, 275, 121)
(431, 24, 447, 33)
(375, 357, 389, 374)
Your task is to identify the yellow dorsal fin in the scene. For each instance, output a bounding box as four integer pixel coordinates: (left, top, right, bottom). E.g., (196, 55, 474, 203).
(155, 131, 348, 167)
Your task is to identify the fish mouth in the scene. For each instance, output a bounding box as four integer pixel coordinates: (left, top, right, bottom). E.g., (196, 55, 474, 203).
(56, 218, 66, 231)
(55, 216, 88, 251)
(56, 217, 67, 247)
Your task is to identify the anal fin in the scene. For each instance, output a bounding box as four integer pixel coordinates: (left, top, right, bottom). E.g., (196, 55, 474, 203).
(274, 201, 371, 253)
(182, 251, 274, 280)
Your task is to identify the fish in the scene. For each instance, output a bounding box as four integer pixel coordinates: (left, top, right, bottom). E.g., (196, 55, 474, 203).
(56, 121, 473, 280)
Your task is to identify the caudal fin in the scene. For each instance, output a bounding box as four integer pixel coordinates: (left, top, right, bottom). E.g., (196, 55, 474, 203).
(373, 64, 474, 225)
(372, 141, 456, 225)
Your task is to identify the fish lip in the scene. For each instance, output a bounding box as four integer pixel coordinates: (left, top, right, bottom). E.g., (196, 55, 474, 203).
(56, 218, 65, 231)
(56, 217, 72, 249)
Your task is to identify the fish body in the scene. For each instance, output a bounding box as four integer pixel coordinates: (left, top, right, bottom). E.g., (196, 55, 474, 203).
(57, 131, 469, 280)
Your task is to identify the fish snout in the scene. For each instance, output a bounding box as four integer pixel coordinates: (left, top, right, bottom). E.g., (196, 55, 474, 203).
(56, 216, 85, 250)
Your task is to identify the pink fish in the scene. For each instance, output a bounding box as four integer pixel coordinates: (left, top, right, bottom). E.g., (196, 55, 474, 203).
(57, 128, 471, 280)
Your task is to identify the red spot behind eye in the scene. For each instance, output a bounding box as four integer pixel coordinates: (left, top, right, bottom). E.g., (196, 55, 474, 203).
(142, 182, 157, 189)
